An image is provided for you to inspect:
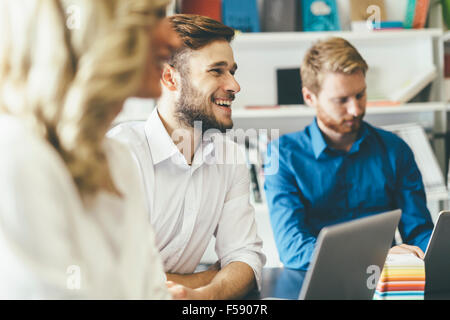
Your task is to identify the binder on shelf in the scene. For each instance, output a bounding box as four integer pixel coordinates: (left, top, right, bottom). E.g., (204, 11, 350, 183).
(302, 0, 340, 32)
(387, 66, 437, 103)
(262, 0, 302, 32)
(381, 123, 447, 200)
(277, 68, 304, 105)
(181, 0, 222, 21)
(222, 0, 260, 32)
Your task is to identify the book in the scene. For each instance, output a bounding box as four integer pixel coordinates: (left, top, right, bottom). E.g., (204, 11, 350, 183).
(222, 0, 260, 32)
(374, 253, 425, 300)
(412, 0, 430, 29)
(349, 0, 386, 22)
(302, 0, 340, 32)
(262, 0, 302, 32)
(387, 66, 437, 103)
(277, 68, 304, 105)
(181, 0, 222, 22)
(404, 0, 417, 28)
(371, 21, 404, 30)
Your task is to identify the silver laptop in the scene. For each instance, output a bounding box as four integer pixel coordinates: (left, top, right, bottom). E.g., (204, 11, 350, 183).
(424, 211, 450, 294)
(299, 209, 402, 300)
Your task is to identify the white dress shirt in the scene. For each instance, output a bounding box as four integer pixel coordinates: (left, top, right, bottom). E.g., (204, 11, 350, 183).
(108, 108, 266, 289)
(0, 115, 170, 299)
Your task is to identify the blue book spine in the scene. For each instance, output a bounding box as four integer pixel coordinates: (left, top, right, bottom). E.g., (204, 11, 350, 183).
(372, 21, 404, 29)
(404, 0, 417, 28)
(222, 0, 260, 33)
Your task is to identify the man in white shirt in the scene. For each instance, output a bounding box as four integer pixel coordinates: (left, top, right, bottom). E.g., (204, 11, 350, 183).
(108, 14, 265, 299)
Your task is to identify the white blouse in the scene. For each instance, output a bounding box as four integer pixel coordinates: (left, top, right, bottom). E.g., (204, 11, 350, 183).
(0, 115, 170, 299)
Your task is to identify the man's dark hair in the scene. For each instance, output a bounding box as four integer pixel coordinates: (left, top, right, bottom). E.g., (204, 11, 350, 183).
(167, 14, 235, 74)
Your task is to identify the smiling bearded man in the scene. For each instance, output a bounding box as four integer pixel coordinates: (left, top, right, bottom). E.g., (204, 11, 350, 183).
(108, 14, 265, 300)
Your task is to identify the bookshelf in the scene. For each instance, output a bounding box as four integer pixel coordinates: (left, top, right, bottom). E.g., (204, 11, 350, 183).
(233, 102, 446, 119)
(234, 28, 442, 45)
(230, 28, 447, 173)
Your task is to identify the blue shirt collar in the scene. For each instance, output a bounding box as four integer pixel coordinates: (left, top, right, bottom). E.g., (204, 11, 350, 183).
(310, 118, 328, 159)
(310, 118, 370, 159)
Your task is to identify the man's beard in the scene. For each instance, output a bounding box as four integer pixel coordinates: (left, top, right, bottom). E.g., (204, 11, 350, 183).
(316, 106, 364, 134)
(174, 78, 233, 133)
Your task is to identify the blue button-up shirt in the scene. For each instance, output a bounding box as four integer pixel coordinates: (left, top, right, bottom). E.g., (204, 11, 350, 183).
(264, 119, 434, 270)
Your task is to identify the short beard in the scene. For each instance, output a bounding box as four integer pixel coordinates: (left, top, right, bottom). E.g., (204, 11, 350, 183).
(316, 106, 364, 134)
(174, 77, 233, 133)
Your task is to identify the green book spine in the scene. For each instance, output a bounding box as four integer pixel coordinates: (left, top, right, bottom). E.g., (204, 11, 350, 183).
(404, 0, 416, 28)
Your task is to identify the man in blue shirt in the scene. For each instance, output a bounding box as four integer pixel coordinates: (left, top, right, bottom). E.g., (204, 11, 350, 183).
(264, 37, 434, 270)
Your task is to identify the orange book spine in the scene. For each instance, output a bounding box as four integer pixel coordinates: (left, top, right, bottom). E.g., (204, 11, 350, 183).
(412, 0, 430, 29)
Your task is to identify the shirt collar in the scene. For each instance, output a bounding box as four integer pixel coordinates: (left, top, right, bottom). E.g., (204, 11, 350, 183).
(145, 108, 179, 165)
(310, 118, 328, 159)
(145, 108, 217, 166)
(309, 118, 370, 159)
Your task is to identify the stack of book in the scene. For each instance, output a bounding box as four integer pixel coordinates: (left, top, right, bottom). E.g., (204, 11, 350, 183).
(374, 253, 425, 300)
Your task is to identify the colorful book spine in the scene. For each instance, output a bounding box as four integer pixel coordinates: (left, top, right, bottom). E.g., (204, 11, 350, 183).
(412, 0, 430, 29)
(302, 0, 340, 32)
(404, 0, 416, 29)
(374, 254, 425, 300)
(222, 0, 260, 32)
(181, 0, 222, 22)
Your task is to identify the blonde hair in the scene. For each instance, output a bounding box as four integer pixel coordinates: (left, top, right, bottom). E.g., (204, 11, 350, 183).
(301, 37, 368, 95)
(0, 0, 169, 200)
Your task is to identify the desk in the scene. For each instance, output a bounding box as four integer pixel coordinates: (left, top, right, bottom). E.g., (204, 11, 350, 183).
(246, 268, 450, 300)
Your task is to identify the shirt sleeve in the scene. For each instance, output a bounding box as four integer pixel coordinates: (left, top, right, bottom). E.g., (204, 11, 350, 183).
(394, 140, 434, 252)
(213, 144, 266, 291)
(263, 140, 316, 270)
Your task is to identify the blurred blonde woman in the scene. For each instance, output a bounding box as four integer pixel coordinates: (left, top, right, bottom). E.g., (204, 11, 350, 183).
(0, 0, 180, 298)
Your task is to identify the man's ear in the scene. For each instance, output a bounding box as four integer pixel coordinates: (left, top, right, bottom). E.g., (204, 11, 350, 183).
(302, 87, 317, 108)
(161, 63, 179, 91)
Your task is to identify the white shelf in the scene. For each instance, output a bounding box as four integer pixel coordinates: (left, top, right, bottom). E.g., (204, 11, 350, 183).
(442, 31, 450, 42)
(427, 190, 449, 202)
(232, 102, 446, 120)
(234, 29, 443, 46)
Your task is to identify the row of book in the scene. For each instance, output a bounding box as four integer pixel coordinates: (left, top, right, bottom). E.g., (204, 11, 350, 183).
(374, 253, 425, 300)
(178, 0, 432, 33)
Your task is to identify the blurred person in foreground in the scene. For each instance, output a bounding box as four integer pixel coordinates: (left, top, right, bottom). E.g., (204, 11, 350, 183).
(0, 0, 181, 299)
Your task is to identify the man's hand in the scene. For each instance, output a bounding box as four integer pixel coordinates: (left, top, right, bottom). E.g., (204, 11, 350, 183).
(166, 281, 209, 300)
(165, 260, 221, 289)
(388, 244, 425, 259)
(166, 262, 256, 300)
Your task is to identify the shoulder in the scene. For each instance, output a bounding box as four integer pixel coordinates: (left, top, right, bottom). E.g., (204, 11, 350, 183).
(267, 129, 308, 160)
(107, 120, 147, 146)
(0, 116, 74, 182)
(0, 116, 82, 227)
(103, 137, 143, 188)
(367, 124, 412, 153)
